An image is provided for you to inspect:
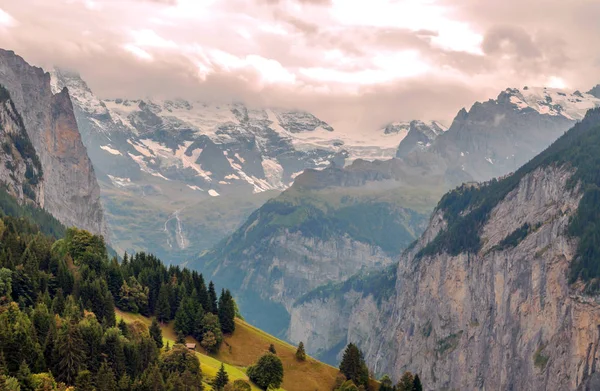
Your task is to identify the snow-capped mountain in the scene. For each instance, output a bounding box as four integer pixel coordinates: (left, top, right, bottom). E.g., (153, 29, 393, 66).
(395, 120, 447, 157)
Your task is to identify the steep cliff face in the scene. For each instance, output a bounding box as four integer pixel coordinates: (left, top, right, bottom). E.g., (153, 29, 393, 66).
(0, 86, 44, 205)
(292, 110, 600, 390)
(0, 50, 106, 236)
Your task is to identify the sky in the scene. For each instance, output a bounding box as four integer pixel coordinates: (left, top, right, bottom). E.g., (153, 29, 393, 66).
(0, 0, 599, 133)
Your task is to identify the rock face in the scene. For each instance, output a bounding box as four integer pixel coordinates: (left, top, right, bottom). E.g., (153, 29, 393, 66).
(395, 120, 446, 157)
(291, 110, 600, 390)
(0, 86, 44, 205)
(0, 50, 106, 236)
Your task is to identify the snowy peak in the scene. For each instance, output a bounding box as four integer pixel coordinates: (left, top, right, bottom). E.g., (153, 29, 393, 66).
(500, 86, 600, 121)
(50, 68, 111, 119)
(395, 120, 447, 157)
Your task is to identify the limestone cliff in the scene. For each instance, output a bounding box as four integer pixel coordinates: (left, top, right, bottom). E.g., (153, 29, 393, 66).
(292, 110, 600, 390)
(0, 50, 106, 236)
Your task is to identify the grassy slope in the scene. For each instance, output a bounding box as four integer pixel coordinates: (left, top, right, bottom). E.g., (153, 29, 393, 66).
(116, 309, 343, 391)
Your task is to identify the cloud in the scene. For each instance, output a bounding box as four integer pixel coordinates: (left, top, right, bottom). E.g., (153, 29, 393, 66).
(0, 0, 598, 134)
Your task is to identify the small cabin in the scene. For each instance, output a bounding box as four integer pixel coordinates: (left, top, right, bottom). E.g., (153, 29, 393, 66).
(185, 343, 196, 350)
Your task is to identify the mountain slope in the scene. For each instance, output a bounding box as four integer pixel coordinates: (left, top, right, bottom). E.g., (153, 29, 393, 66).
(198, 160, 443, 336)
(293, 108, 600, 390)
(117, 310, 342, 391)
(0, 50, 106, 236)
(198, 84, 600, 343)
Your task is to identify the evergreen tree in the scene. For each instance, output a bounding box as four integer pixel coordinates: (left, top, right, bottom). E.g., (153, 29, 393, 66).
(74, 370, 94, 391)
(16, 361, 33, 391)
(101, 327, 126, 378)
(207, 282, 217, 314)
(246, 354, 283, 390)
(142, 364, 164, 391)
(218, 289, 235, 334)
(96, 361, 117, 391)
(50, 288, 65, 315)
(214, 364, 229, 390)
(117, 374, 131, 391)
(295, 342, 306, 361)
(174, 298, 195, 337)
(155, 284, 171, 323)
(118, 318, 129, 338)
(412, 374, 423, 391)
(102, 292, 116, 328)
(268, 344, 276, 354)
(53, 322, 86, 385)
(149, 318, 163, 348)
(396, 372, 414, 391)
(339, 343, 369, 388)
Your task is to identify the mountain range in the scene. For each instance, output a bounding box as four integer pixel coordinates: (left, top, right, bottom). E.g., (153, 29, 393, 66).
(50, 69, 438, 263)
(196, 83, 600, 340)
(2, 46, 600, 390)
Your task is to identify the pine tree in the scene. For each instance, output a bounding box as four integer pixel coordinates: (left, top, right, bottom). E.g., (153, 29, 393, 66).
(155, 284, 171, 323)
(268, 344, 276, 354)
(142, 364, 164, 391)
(214, 364, 229, 390)
(295, 342, 306, 361)
(16, 361, 33, 391)
(412, 374, 423, 391)
(96, 361, 117, 391)
(218, 289, 235, 334)
(396, 372, 414, 391)
(117, 373, 131, 391)
(149, 318, 163, 348)
(339, 343, 369, 388)
(75, 370, 94, 391)
(54, 322, 86, 384)
(207, 281, 218, 314)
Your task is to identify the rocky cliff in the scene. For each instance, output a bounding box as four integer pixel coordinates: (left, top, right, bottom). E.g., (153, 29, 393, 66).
(292, 109, 600, 390)
(0, 86, 44, 205)
(0, 50, 106, 236)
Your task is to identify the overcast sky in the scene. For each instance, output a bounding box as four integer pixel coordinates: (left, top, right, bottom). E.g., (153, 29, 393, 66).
(0, 0, 599, 133)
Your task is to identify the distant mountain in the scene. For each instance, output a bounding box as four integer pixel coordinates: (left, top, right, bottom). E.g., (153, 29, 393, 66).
(198, 83, 600, 347)
(395, 120, 447, 157)
(51, 69, 433, 262)
(0, 51, 106, 236)
(294, 108, 600, 390)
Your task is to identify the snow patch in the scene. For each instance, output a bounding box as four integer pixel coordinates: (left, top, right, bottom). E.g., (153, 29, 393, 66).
(100, 145, 122, 156)
(107, 175, 131, 188)
(208, 189, 220, 197)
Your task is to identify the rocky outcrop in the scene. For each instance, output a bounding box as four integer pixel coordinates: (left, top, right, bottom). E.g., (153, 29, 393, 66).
(0, 50, 106, 236)
(0, 86, 43, 205)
